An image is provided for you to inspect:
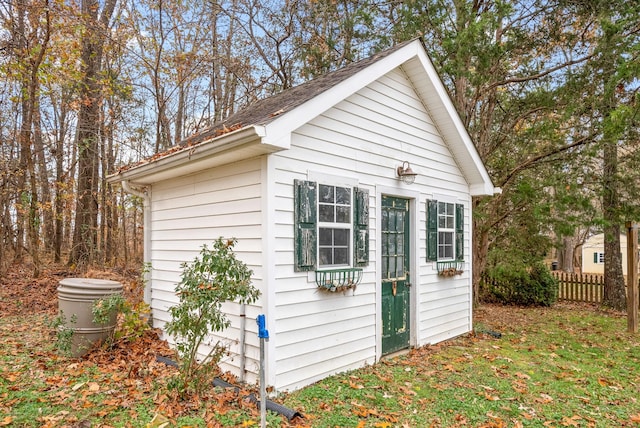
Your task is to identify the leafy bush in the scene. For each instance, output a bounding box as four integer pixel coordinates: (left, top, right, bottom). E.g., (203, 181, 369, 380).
(164, 238, 260, 397)
(481, 262, 558, 306)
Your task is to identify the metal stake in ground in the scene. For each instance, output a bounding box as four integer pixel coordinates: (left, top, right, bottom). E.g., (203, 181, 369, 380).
(257, 314, 269, 428)
(627, 222, 638, 333)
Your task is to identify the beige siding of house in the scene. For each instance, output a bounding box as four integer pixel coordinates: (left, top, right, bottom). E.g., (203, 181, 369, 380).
(581, 233, 628, 275)
(148, 158, 264, 383)
(268, 66, 472, 391)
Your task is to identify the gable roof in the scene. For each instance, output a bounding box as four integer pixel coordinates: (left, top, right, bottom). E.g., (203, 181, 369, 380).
(179, 38, 416, 147)
(109, 38, 495, 196)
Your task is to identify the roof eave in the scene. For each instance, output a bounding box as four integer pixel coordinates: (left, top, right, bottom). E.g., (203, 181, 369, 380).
(107, 125, 274, 185)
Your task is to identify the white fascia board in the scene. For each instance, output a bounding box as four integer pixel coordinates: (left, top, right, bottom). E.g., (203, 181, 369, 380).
(412, 48, 495, 195)
(469, 182, 498, 197)
(107, 125, 269, 184)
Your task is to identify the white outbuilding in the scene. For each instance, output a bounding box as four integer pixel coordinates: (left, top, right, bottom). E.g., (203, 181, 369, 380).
(109, 38, 497, 392)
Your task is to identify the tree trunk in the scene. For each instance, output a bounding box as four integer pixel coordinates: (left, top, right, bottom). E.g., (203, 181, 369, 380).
(559, 236, 575, 273)
(53, 92, 69, 263)
(33, 105, 54, 255)
(69, 0, 117, 269)
(602, 140, 626, 309)
(472, 197, 491, 306)
(14, 0, 51, 277)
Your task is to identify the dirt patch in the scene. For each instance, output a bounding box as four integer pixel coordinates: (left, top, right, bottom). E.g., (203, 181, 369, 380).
(0, 264, 144, 317)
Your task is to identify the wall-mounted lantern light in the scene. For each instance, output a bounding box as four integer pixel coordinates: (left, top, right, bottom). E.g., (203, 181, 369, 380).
(396, 161, 417, 185)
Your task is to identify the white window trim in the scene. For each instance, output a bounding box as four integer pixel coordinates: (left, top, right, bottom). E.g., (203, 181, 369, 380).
(437, 201, 455, 261)
(318, 184, 353, 268)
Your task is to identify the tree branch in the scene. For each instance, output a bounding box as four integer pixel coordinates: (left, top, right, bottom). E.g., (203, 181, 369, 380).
(499, 133, 595, 188)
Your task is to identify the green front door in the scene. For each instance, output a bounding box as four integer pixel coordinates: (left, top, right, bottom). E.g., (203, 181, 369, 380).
(381, 196, 411, 355)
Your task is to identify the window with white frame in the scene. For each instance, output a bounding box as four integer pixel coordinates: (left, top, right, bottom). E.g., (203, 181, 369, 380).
(426, 199, 464, 262)
(294, 180, 369, 272)
(318, 185, 352, 267)
(437, 202, 455, 260)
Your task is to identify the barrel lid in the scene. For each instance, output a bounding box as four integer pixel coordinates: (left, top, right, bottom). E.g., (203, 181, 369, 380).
(58, 278, 123, 292)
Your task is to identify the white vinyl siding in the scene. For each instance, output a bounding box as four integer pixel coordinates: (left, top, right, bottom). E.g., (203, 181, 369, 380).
(269, 67, 472, 391)
(148, 158, 264, 383)
(143, 63, 476, 392)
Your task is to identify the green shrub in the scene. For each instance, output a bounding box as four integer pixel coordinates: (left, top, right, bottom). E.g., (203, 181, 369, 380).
(481, 262, 558, 306)
(164, 238, 260, 397)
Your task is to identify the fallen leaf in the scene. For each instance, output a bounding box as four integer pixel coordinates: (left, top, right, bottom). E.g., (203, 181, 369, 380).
(537, 393, 553, 404)
(146, 412, 170, 428)
(0, 417, 13, 426)
(561, 415, 581, 426)
(484, 392, 501, 401)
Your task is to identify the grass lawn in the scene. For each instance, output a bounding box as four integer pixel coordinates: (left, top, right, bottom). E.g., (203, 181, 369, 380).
(1, 268, 639, 427)
(282, 303, 640, 427)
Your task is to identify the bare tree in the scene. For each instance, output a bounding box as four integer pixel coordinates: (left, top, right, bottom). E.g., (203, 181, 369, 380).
(69, 0, 117, 269)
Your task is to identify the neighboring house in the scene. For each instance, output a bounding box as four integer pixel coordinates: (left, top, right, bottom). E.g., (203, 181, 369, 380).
(580, 233, 628, 275)
(108, 38, 498, 392)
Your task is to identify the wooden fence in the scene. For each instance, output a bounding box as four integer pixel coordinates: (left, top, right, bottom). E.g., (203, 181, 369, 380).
(552, 272, 604, 303)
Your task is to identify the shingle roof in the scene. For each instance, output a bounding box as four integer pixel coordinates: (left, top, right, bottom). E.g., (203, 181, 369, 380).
(180, 38, 417, 147)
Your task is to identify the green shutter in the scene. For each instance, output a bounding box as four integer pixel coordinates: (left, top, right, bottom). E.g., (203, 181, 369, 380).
(593, 252, 598, 263)
(294, 180, 317, 272)
(426, 199, 438, 261)
(455, 203, 464, 261)
(353, 187, 369, 267)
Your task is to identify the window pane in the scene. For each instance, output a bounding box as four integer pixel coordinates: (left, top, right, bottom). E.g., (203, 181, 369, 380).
(319, 248, 332, 265)
(336, 187, 351, 204)
(317, 183, 353, 267)
(396, 256, 404, 277)
(319, 204, 334, 222)
(445, 246, 453, 259)
(319, 228, 350, 267)
(382, 256, 389, 278)
(389, 256, 396, 277)
(334, 248, 348, 265)
(336, 206, 350, 223)
(319, 185, 334, 203)
(334, 229, 349, 246)
(389, 210, 396, 229)
(319, 228, 332, 245)
(396, 234, 404, 255)
(438, 231, 454, 260)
